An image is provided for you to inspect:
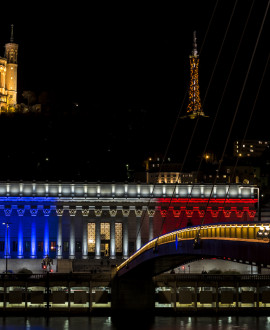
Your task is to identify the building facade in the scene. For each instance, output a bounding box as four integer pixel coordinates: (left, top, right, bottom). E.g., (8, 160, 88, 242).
(0, 25, 18, 112)
(0, 182, 258, 263)
(234, 140, 269, 158)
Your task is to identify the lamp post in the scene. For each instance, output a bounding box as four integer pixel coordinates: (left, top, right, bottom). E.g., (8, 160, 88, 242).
(2, 222, 11, 274)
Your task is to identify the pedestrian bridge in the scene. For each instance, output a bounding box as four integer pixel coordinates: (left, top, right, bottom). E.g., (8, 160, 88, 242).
(116, 222, 270, 277)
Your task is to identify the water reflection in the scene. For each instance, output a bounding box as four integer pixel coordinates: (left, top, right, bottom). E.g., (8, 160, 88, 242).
(0, 316, 269, 329)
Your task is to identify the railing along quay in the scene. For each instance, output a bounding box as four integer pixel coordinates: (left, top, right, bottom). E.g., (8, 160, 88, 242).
(0, 273, 270, 315)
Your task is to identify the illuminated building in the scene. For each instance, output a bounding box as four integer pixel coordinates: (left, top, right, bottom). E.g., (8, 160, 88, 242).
(144, 156, 196, 184)
(234, 140, 269, 158)
(0, 25, 18, 112)
(0, 181, 258, 273)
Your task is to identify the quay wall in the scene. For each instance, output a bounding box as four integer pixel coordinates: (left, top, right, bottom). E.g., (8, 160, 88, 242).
(0, 273, 270, 316)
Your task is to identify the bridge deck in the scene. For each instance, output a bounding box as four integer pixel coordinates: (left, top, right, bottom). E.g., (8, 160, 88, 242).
(117, 222, 270, 276)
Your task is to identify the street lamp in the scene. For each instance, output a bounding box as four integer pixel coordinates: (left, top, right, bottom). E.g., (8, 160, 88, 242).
(2, 222, 11, 274)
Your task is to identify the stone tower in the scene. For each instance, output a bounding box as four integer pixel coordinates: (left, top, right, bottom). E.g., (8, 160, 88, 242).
(4, 24, 18, 109)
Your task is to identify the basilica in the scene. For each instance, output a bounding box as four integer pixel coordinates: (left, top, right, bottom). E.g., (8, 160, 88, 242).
(0, 25, 18, 112)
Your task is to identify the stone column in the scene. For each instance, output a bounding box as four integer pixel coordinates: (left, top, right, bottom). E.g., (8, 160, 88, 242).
(82, 208, 90, 259)
(69, 208, 77, 259)
(56, 208, 64, 259)
(147, 208, 155, 241)
(43, 207, 51, 258)
(94, 208, 102, 259)
(3, 208, 12, 259)
(122, 208, 130, 259)
(17, 207, 25, 258)
(135, 208, 143, 250)
(30, 208, 38, 259)
(109, 208, 117, 259)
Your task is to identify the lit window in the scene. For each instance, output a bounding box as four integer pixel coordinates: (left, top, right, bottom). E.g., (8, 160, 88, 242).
(242, 145, 245, 148)
(50, 241, 56, 251)
(115, 223, 123, 253)
(88, 223, 95, 253)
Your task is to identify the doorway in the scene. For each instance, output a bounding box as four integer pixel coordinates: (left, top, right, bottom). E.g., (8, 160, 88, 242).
(101, 240, 110, 257)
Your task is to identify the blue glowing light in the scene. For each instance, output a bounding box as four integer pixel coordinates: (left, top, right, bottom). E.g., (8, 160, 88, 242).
(44, 217, 49, 257)
(18, 218, 23, 258)
(31, 218, 36, 258)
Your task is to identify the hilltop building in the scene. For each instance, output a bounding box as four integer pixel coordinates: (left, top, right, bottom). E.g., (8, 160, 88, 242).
(233, 140, 269, 158)
(0, 25, 18, 112)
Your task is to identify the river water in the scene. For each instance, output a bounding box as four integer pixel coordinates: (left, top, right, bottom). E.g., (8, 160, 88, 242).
(0, 316, 270, 330)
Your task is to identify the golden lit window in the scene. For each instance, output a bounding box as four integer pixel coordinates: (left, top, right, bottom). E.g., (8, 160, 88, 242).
(115, 223, 123, 253)
(88, 223, 96, 252)
(100, 223, 110, 240)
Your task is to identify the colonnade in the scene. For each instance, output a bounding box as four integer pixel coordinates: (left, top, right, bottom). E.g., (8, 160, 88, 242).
(0, 205, 156, 260)
(55, 207, 156, 260)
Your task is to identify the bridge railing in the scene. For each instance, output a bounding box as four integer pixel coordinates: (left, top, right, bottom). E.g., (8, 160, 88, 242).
(117, 222, 270, 272)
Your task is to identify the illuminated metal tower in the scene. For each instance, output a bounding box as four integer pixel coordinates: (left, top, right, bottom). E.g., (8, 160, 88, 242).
(186, 31, 206, 119)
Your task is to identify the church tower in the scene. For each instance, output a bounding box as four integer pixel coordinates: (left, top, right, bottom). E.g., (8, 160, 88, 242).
(4, 24, 18, 109)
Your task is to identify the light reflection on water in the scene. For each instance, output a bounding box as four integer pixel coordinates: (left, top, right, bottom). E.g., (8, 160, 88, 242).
(0, 316, 269, 330)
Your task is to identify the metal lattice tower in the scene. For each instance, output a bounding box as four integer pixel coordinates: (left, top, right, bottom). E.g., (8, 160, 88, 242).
(186, 31, 206, 119)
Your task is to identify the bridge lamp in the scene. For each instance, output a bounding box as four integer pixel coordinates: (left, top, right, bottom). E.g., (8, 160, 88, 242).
(263, 226, 270, 240)
(257, 227, 265, 240)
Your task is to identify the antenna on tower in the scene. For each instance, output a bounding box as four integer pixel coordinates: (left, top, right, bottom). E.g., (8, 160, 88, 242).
(10, 24, 14, 43)
(192, 31, 198, 57)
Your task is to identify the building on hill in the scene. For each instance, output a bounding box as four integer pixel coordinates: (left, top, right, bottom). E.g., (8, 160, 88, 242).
(233, 140, 269, 158)
(0, 25, 18, 113)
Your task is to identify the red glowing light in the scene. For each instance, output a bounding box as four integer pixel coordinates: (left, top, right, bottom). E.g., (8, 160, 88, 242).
(158, 198, 258, 204)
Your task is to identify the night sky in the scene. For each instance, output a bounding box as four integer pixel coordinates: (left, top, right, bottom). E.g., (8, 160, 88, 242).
(0, 1, 269, 182)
